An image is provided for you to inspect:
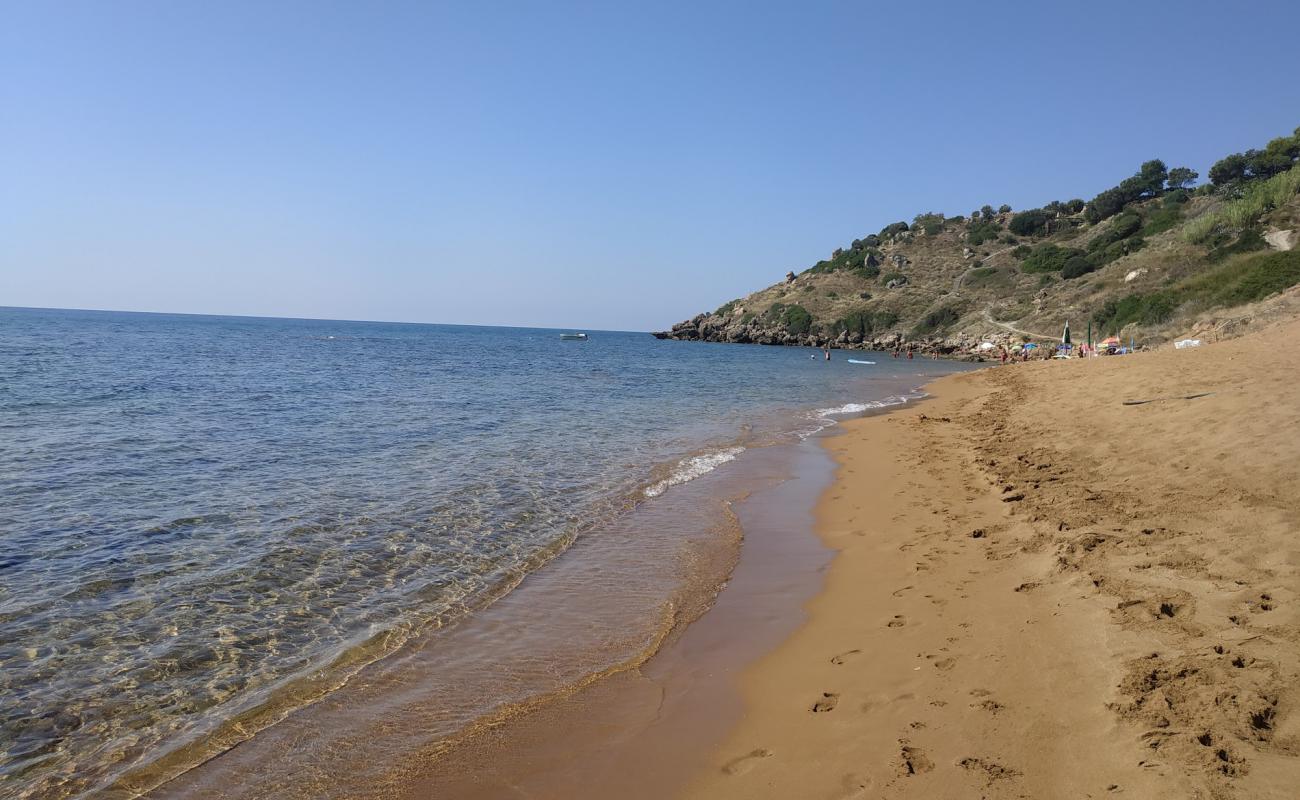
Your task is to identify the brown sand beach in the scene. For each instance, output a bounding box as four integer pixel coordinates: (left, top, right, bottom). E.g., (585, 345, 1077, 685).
(686, 316, 1300, 799)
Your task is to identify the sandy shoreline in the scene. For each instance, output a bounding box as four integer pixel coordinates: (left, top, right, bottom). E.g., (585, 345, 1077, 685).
(685, 319, 1300, 799)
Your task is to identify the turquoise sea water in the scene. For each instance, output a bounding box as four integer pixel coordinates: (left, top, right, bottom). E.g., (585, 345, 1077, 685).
(0, 307, 975, 798)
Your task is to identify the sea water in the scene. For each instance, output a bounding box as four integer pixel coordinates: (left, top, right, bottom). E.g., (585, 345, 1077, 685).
(0, 307, 975, 798)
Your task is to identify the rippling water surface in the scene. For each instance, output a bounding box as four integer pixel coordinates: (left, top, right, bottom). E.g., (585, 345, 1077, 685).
(0, 307, 974, 798)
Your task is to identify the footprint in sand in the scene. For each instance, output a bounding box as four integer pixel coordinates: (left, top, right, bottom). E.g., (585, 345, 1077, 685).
(721, 748, 773, 776)
(959, 757, 1021, 783)
(933, 658, 956, 671)
(887, 615, 906, 628)
(1250, 593, 1276, 613)
(812, 692, 840, 712)
(897, 742, 934, 776)
(831, 649, 862, 665)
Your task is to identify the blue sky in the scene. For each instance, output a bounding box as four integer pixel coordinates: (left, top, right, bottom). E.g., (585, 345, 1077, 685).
(3, 1, 1298, 330)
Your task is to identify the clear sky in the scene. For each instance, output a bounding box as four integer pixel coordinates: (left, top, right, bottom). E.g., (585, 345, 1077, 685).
(3, 1, 1298, 331)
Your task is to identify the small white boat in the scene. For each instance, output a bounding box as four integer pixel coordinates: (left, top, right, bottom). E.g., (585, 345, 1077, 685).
(559, 333, 589, 341)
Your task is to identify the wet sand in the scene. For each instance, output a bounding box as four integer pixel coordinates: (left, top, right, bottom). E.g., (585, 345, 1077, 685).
(686, 318, 1300, 799)
(145, 433, 841, 800)
(393, 441, 835, 799)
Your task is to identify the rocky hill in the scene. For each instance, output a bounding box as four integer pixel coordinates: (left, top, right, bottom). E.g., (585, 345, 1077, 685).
(655, 128, 1300, 358)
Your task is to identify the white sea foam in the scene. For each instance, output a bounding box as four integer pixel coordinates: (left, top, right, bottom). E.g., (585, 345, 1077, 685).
(791, 392, 928, 439)
(814, 393, 919, 418)
(644, 447, 746, 498)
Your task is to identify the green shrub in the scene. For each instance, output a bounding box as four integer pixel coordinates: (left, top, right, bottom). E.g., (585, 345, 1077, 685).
(913, 304, 963, 335)
(1011, 244, 1033, 258)
(1183, 163, 1300, 243)
(913, 212, 946, 236)
(1021, 243, 1083, 273)
(715, 300, 738, 317)
(835, 308, 899, 336)
(1088, 212, 1142, 252)
(805, 242, 882, 276)
(1062, 256, 1096, 279)
(1183, 249, 1300, 307)
(1009, 209, 1051, 237)
(1092, 250, 1300, 333)
(967, 219, 1003, 246)
(1092, 292, 1180, 331)
(764, 303, 814, 335)
(1163, 188, 1190, 206)
(780, 304, 812, 334)
(1141, 206, 1183, 236)
(880, 272, 906, 285)
(1208, 228, 1267, 261)
(853, 264, 882, 280)
(965, 267, 1012, 289)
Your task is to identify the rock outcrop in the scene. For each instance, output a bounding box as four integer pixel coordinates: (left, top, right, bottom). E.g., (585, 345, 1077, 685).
(652, 314, 999, 360)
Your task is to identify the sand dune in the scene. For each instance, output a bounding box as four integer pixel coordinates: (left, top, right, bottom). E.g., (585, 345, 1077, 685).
(685, 318, 1300, 799)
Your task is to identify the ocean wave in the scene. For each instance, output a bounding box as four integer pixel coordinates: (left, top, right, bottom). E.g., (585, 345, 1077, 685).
(814, 393, 921, 418)
(644, 447, 745, 498)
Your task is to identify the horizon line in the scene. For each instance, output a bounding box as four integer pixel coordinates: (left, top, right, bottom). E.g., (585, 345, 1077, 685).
(0, 304, 651, 335)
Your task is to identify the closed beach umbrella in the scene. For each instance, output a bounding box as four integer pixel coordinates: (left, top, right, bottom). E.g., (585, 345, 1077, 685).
(1062, 320, 1071, 345)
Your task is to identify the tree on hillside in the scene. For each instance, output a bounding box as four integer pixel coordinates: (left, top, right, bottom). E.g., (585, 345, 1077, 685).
(1209, 128, 1300, 189)
(1136, 160, 1169, 197)
(980, 204, 995, 220)
(1009, 209, 1051, 236)
(998, 204, 1012, 214)
(1084, 159, 1170, 224)
(1209, 153, 1249, 186)
(1166, 166, 1198, 189)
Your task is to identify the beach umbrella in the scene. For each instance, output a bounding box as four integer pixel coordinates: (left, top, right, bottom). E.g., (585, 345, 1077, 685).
(1100, 336, 1121, 347)
(1087, 320, 1093, 350)
(1062, 320, 1071, 345)
(1023, 342, 1038, 350)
